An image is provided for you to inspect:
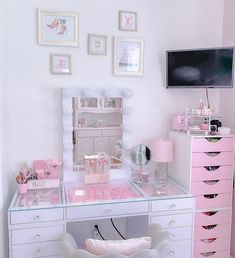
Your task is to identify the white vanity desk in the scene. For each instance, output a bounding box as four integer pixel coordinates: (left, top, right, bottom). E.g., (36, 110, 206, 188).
(8, 180, 194, 258)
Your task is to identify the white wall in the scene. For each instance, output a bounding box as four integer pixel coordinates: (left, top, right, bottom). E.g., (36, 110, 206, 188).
(3, 0, 224, 257)
(220, 0, 235, 133)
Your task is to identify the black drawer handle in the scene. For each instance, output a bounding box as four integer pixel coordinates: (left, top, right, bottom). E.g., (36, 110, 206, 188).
(202, 211, 218, 216)
(202, 224, 217, 230)
(204, 194, 218, 199)
(200, 251, 216, 257)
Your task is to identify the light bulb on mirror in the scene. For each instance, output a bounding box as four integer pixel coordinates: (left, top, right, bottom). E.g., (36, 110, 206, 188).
(122, 88, 134, 98)
(83, 88, 95, 97)
(123, 106, 133, 115)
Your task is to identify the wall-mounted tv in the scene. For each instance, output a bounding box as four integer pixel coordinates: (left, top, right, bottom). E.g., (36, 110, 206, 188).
(167, 47, 234, 88)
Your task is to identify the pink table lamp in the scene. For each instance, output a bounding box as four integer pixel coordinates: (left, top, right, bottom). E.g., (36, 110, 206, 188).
(150, 138, 174, 186)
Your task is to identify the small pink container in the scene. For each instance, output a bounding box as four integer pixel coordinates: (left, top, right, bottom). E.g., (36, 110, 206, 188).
(18, 183, 28, 194)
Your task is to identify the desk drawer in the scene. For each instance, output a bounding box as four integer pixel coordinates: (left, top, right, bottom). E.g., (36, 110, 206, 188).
(191, 166, 233, 181)
(192, 137, 234, 152)
(192, 152, 234, 167)
(102, 129, 122, 136)
(194, 237, 230, 253)
(67, 202, 148, 220)
(76, 129, 101, 137)
(194, 223, 230, 240)
(151, 213, 193, 228)
(194, 250, 230, 258)
(10, 208, 64, 224)
(195, 210, 232, 226)
(12, 241, 63, 258)
(191, 180, 232, 195)
(168, 226, 192, 241)
(151, 197, 194, 212)
(195, 193, 232, 210)
(167, 239, 192, 258)
(11, 225, 64, 245)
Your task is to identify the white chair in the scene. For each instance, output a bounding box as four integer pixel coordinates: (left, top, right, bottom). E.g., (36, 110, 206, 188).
(61, 224, 170, 258)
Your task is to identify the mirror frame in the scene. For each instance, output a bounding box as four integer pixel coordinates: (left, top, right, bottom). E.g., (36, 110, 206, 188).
(62, 86, 133, 182)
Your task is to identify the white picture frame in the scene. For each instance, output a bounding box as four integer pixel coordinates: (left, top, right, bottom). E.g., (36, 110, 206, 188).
(119, 10, 137, 32)
(38, 9, 79, 47)
(50, 54, 71, 75)
(113, 37, 144, 76)
(88, 34, 107, 55)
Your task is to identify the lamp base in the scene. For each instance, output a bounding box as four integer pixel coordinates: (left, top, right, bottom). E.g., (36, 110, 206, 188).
(155, 163, 167, 188)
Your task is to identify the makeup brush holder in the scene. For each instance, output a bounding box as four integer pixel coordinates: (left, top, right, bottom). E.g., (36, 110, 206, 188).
(84, 153, 110, 184)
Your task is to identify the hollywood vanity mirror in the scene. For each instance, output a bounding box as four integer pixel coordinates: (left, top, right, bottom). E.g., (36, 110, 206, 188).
(62, 86, 134, 182)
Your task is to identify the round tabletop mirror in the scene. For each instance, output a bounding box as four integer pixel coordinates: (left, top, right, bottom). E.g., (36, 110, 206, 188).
(130, 144, 151, 166)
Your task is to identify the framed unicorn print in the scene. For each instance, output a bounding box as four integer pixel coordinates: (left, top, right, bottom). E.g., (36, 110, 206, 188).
(38, 9, 79, 47)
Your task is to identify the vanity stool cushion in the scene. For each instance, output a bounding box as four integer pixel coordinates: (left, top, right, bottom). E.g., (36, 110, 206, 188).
(85, 237, 151, 256)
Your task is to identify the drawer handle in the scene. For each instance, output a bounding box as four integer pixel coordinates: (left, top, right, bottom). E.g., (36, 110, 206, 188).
(105, 209, 112, 214)
(170, 234, 175, 239)
(204, 166, 220, 171)
(35, 249, 41, 256)
(201, 238, 216, 243)
(203, 180, 219, 185)
(169, 220, 176, 226)
(205, 152, 220, 157)
(204, 194, 218, 199)
(200, 251, 216, 257)
(205, 137, 221, 143)
(202, 224, 217, 230)
(35, 234, 41, 240)
(170, 204, 176, 209)
(34, 215, 40, 220)
(202, 211, 217, 216)
(169, 250, 175, 255)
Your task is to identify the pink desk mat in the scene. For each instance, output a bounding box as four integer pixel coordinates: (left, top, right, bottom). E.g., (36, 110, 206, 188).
(66, 182, 141, 204)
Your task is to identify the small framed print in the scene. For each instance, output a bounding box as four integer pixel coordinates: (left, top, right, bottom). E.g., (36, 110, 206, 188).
(113, 37, 144, 76)
(50, 54, 71, 75)
(119, 10, 137, 32)
(88, 34, 107, 55)
(38, 9, 79, 47)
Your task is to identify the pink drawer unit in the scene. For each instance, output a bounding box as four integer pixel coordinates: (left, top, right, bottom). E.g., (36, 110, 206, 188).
(195, 210, 232, 226)
(192, 152, 234, 167)
(191, 180, 232, 195)
(195, 193, 232, 210)
(194, 250, 230, 258)
(194, 237, 230, 253)
(192, 137, 234, 152)
(194, 223, 231, 240)
(191, 166, 233, 181)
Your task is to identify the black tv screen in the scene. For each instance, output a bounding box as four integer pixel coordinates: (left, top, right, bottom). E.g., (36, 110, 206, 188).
(167, 48, 234, 88)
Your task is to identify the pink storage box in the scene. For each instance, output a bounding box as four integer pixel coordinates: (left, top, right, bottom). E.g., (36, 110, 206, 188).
(192, 137, 234, 152)
(194, 250, 230, 258)
(191, 180, 233, 195)
(191, 152, 234, 167)
(194, 223, 231, 240)
(195, 193, 232, 210)
(194, 237, 230, 253)
(194, 210, 232, 226)
(191, 166, 233, 181)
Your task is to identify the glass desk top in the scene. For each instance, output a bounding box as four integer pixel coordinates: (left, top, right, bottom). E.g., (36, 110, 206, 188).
(9, 179, 193, 212)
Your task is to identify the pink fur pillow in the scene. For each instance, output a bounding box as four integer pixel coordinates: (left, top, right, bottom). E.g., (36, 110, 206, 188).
(85, 237, 151, 255)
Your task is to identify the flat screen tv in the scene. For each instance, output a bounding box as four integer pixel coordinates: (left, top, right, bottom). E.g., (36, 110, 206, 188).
(167, 47, 234, 88)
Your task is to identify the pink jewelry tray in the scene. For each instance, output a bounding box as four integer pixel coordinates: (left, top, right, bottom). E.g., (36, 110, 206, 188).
(15, 188, 61, 207)
(66, 182, 141, 204)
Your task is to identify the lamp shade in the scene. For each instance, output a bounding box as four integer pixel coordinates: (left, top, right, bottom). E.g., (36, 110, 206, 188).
(150, 138, 173, 163)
